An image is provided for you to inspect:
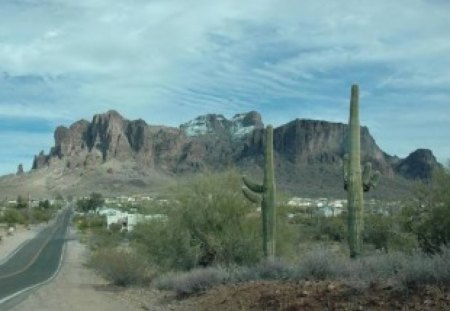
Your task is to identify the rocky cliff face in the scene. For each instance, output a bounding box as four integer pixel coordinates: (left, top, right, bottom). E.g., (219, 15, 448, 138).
(30, 110, 439, 182)
(394, 149, 441, 179)
(240, 119, 395, 176)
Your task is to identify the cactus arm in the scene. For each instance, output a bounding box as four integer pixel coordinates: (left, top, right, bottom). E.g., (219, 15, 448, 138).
(242, 187, 262, 204)
(362, 162, 372, 186)
(242, 176, 264, 193)
(362, 163, 381, 192)
(369, 170, 381, 188)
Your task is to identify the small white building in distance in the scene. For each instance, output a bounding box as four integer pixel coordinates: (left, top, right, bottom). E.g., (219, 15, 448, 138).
(96, 207, 167, 231)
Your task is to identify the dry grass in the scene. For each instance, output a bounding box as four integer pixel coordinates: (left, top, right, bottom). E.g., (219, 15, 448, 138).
(154, 246, 450, 296)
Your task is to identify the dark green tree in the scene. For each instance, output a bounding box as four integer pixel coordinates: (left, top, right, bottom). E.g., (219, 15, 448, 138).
(16, 195, 28, 209)
(77, 192, 105, 213)
(403, 164, 450, 253)
(38, 200, 51, 209)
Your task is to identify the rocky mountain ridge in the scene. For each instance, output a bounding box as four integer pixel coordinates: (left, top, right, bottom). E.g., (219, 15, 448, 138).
(29, 110, 439, 180)
(5, 109, 440, 198)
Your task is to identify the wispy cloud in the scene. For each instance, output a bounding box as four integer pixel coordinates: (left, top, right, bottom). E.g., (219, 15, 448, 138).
(0, 0, 449, 174)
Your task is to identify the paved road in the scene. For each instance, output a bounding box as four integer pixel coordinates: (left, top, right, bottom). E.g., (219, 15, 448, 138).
(0, 209, 71, 304)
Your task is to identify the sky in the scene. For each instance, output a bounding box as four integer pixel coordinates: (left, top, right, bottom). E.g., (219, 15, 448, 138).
(0, 0, 449, 175)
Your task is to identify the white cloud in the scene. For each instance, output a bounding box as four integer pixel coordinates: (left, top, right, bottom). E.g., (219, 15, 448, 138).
(0, 0, 449, 172)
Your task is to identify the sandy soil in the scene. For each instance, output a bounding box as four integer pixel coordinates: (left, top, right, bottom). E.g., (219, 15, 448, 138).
(0, 225, 40, 263)
(9, 231, 140, 311)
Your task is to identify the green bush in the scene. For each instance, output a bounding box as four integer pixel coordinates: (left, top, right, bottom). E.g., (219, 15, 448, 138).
(154, 267, 229, 297)
(88, 228, 124, 250)
(89, 247, 152, 286)
(0, 208, 27, 225)
(32, 209, 53, 223)
(132, 171, 266, 271)
(109, 223, 123, 233)
(75, 215, 106, 232)
(38, 200, 51, 209)
(403, 165, 450, 253)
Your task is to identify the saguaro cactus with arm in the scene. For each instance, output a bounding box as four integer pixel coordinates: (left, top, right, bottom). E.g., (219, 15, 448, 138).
(343, 84, 380, 258)
(242, 125, 276, 260)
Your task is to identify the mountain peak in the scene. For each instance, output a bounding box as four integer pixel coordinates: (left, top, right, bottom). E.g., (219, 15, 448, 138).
(394, 148, 441, 179)
(180, 111, 263, 139)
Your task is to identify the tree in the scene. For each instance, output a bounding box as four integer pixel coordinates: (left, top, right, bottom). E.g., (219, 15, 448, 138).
(16, 195, 28, 209)
(38, 200, 51, 209)
(77, 192, 104, 213)
(403, 164, 450, 253)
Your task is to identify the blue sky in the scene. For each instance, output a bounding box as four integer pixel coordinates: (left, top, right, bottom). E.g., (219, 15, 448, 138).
(0, 0, 449, 175)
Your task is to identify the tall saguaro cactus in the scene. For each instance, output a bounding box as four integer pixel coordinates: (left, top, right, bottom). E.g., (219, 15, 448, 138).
(242, 125, 276, 260)
(343, 84, 380, 258)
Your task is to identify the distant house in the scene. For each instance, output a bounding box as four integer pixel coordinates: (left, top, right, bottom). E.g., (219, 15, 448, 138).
(96, 207, 167, 231)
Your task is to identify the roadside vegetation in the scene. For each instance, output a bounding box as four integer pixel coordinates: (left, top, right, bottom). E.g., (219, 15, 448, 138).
(82, 164, 450, 299)
(0, 197, 61, 227)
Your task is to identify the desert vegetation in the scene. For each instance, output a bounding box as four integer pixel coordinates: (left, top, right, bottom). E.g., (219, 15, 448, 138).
(0, 197, 60, 227)
(83, 86, 450, 308)
(85, 165, 450, 291)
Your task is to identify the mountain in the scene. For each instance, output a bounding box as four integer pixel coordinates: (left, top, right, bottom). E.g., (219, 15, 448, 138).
(0, 110, 441, 199)
(394, 149, 442, 179)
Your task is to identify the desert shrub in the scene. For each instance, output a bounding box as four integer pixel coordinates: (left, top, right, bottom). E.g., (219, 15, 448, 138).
(32, 208, 53, 223)
(297, 247, 341, 280)
(132, 171, 267, 271)
(364, 214, 391, 252)
(316, 215, 346, 242)
(132, 219, 198, 271)
(87, 227, 125, 250)
(154, 246, 450, 296)
(75, 214, 106, 232)
(363, 214, 418, 253)
(396, 247, 450, 288)
(154, 267, 229, 296)
(89, 247, 152, 286)
(109, 222, 123, 233)
(292, 213, 347, 245)
(403, 165, 450, 253)
(230, 259, 295, 282)
(0, 208, 27, 225)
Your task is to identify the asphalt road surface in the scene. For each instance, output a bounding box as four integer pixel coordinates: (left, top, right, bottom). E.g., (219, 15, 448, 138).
(0, 209, 71, 304)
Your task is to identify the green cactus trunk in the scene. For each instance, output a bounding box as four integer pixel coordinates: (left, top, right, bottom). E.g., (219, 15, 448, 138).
(347, 85, 364, 258)
(242, 125, 276, 260)
(264, 126, 276, 259)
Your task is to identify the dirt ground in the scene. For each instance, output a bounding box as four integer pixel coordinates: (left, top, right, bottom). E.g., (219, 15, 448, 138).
(185, 281, 450, 311)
